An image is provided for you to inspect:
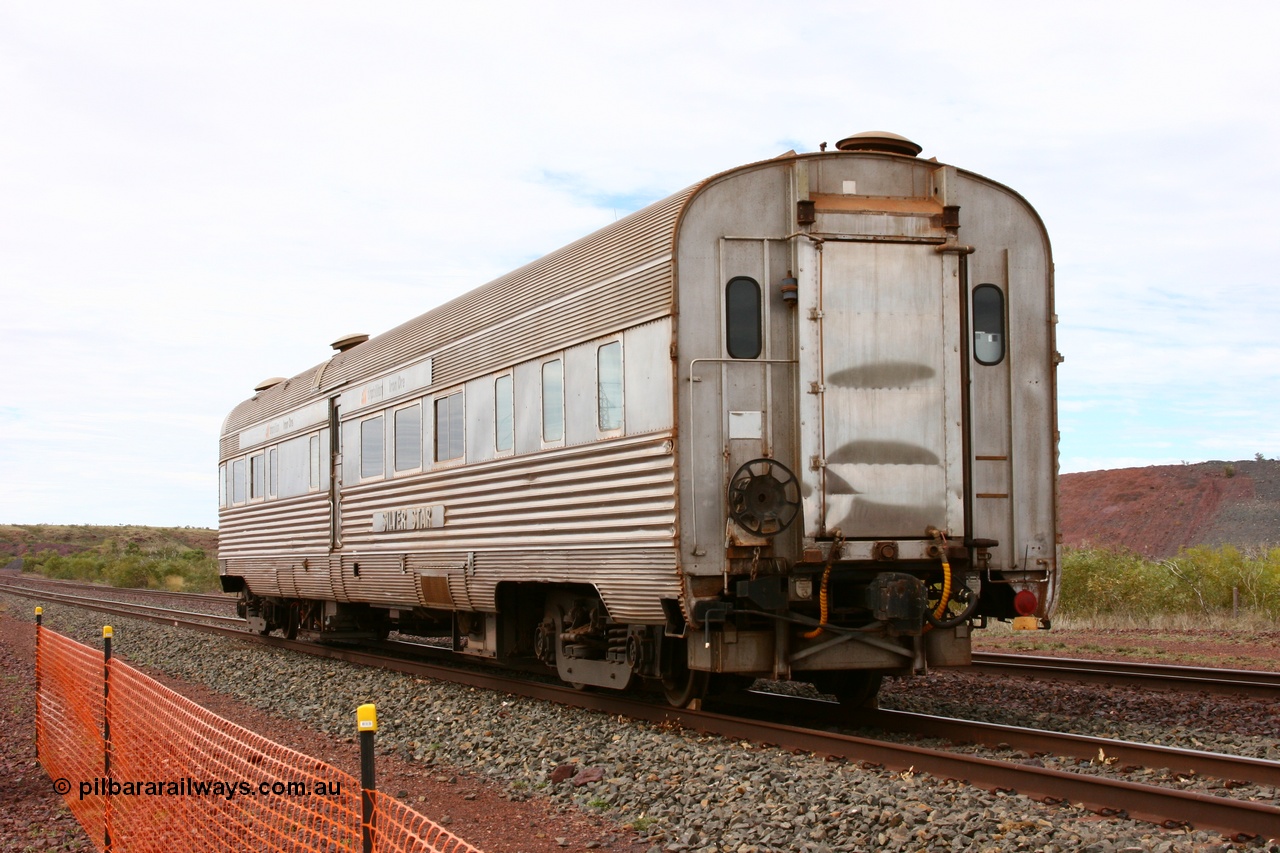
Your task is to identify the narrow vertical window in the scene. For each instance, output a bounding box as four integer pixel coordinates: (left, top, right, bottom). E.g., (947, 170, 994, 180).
(250, 454, 265, 499)
(309, 435, 321, 489)
(972, 284, 1005, 365)
(219, 464, 227, 508)
(434, 392, 464, 461)
(361, 415, 385, 479)
(394, 405, 422, 472)
(495, 374, 514, 452)
(597, 341, 623, 431)
(725, 276, 762, 359)
(267, 447, 278, 498)
(232, 458, 246, 504)
(541, 359, 564, 442)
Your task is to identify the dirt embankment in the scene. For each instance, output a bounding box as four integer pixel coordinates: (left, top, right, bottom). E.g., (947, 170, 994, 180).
(1059, 459, 1280, 558)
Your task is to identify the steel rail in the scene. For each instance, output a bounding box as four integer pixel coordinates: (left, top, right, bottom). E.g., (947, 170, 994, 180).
(858, 708, 1280, 788)
(707, 690, 1280, 788)
(972, 651, 1280, 700)
(0, 581, 242, 627)
(5, 581, 1278, 841)
(0, 574, 236, 606)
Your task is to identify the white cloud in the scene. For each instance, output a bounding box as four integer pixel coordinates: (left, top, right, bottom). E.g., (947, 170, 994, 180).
(2, 0, 1278, 525)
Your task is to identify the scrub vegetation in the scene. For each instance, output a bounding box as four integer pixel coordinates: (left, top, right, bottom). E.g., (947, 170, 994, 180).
(6, 526, 1280, 618)
(2, 524, 219, 592)
(1058, 545, 1280, 621)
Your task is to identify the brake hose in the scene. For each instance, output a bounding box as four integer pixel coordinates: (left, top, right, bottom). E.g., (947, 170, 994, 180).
(928, 527, 953, 623)
(924, 527, 981, 629)
(802, 532, 843, 639)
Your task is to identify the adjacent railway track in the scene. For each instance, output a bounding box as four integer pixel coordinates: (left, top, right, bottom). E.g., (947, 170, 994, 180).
(972, 651, 1280, 700)
(1, 581, 242, 629)
(0, 573, 236, 609)
(3, 576, 1277, 840)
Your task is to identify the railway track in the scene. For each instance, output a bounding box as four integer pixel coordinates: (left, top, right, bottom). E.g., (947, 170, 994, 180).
(713, 689, 1280, 788)
(0, 573, 236, 608)
(6, 576, 1276, 700)
(2, 575, 1277, 840)
(972, 651, 1280, 700)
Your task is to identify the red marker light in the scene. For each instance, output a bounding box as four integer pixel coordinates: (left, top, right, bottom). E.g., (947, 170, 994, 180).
(1013, 590, 1038, 616)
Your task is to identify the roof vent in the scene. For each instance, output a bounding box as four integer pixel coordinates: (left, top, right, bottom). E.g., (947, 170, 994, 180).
(834, 131, 922, 157)
(331, 332, 369, 352)
(254, 376, 286, 393)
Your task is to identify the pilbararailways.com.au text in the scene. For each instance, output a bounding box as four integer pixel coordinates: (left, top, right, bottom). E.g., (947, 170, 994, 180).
(64, 777, 344, 801)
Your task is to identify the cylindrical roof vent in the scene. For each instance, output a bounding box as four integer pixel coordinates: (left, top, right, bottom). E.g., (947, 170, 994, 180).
(834, 131, 922, 157)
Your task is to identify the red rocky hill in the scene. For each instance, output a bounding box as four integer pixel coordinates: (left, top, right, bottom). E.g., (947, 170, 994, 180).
(1059, 459, 1280, 558)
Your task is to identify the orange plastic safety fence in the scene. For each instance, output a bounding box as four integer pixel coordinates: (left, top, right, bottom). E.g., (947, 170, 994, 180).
(105, 661, 363, 852)
(368, 791, 483, 853)
(35, 626, 107, 844)
(36, 625, 486, 853)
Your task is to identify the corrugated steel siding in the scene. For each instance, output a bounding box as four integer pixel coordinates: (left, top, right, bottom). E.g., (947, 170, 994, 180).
(340, 434, 674, 544)
(469, 549, 677, 624)
(222, 366, 326, 455)
(219, 494, 331, 556)
(221, 190, 693, 447)
(429, 261, 672, 392)
(220, 493, 335, 600)
(221, 433, 679, 623)
(336, 432, 678, 622)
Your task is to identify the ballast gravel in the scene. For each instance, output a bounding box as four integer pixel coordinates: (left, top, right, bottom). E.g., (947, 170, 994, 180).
(6, 593, 1278, 853)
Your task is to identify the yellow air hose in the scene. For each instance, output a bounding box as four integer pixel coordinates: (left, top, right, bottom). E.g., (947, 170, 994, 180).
(802, 532, 843, 639)
(927, 527, 952, 628)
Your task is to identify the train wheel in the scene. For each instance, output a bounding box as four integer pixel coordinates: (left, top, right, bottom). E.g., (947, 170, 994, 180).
(662, 668, 708, 707)
(660, 639, 708, 707)
(810, 671, 883, 708)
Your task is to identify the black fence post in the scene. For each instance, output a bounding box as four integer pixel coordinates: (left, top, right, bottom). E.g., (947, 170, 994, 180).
(34, 608, 42, 760)
(103, 625, 113, 853)
(358, 703, 378, 853)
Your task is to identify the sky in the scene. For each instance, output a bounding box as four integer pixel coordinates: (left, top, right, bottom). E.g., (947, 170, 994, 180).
(2, 1, 1278, 528)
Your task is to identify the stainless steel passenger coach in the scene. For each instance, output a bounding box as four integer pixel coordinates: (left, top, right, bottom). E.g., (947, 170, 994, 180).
(219, 131, 1060, 706)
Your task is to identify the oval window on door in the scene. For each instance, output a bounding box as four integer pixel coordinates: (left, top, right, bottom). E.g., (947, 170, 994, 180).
(725, 276, 762, 359)
(972, 284, 1005, 365)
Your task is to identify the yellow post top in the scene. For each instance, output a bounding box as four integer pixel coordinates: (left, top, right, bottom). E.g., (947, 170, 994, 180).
(35, 606, 43, 616)
(356, 703, 378, 733)
(103, 626, 114, 639)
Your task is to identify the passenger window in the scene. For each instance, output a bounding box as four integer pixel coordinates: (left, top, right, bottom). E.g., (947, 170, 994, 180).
(542, 360, 564, 442)
(597, 341, 623, 431)
(219, 464, 227, 508)
(973, 284, 1005, 365)
(232, 458, 246, 504)
(495, 374, 514, 452)
(250, 454, 265, 499)
(435, 392, 464, 461)
(394, 405, 422, 472)
(360, 415, 385, 479)
(267, 448, 277, 498)
(725, 276, 762, 359)
(276, 435, 309, 498)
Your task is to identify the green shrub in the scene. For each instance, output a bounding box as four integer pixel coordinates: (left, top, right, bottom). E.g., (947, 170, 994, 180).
(1060, 545, 1280, 619)
(23, 544, 220, 592)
